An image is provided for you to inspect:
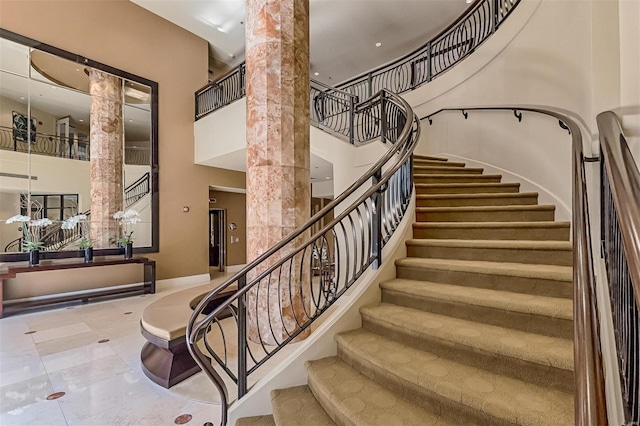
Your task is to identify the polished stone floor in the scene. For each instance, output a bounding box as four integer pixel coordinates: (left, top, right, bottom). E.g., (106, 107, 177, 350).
(0, 279, 226, 426)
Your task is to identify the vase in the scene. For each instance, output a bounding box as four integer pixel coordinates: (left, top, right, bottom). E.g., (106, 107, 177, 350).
(84, 247, 94, 263)
(124, 242, 133, 259)
(29, 249, 40, 266)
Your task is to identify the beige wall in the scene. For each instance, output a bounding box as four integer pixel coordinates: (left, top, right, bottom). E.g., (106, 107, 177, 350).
(0, 0, 238, 279)
(209, 190, 246, 266)
(0, 95, 57, 136)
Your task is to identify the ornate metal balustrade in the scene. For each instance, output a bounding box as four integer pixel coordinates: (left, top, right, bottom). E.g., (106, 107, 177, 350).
(187, 90, 419, 425)
(1, 126, 151, 165)
(424, 107, 607, 425)
(194, 0, 520, 121)
(597, 111, 640, 424)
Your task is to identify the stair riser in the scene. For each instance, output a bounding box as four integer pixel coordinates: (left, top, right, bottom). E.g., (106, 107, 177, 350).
(395, 265, 572, 299)
(415, 175, 502, 184)
(336, 345, 509, 426)
(406, 245, 573, 266)
(413, 167, 484, 175)
(361, 313, 574, 393)
(306, 374, 342, 425)
(416, 185, 520, 195)
(416, 209, 554, 222)
(412, 225, 570, 241)
(381, 289, 573, 339)
(416, 195, 538, 207)
(413, 160, 466, 168)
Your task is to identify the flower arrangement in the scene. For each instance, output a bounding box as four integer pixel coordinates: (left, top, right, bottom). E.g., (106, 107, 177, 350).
(62, 214, 92, 249)
(113, 209, 140, 247)
(5, 215, 52, 252)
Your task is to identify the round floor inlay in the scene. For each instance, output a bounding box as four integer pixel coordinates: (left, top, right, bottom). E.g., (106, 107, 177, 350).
(24, 331, 37, 335)
(98, 339, 110, 343)
(46, 392, 65, 400)
(174, 414, 192, 424)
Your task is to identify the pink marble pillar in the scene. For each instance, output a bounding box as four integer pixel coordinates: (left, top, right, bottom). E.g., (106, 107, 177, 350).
(245, 0, 311, 345)
(89, 69, 124, 248)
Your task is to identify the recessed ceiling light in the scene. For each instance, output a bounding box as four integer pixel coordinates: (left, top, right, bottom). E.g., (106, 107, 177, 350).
(325, 176, 330, 179)
(314, 72, 319, 76)
(128, 119, 133, 122)
(75, 68, 80, 71)
(466, 0, 473, 3)
(79, 119, 84, 122)
(375, 42, 382, 47)
(228, 53, 235, 58)
(20, 96, 25, 100)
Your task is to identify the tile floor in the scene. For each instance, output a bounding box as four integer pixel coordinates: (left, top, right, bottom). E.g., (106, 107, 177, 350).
(0, 278, 227, 426)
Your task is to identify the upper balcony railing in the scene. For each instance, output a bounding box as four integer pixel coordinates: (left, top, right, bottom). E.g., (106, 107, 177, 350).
(0, 126, 151, 165)
(195, 0, 520, 121)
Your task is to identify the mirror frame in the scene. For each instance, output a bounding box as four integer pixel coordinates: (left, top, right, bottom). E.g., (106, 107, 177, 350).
(0, 28, 159, 261)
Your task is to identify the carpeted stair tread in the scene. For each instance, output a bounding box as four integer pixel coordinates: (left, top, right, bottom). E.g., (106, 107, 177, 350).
(395, 257, 572, 281)
(335, 329, 573, 426)
(380, 278, 572, 338)
(360, 303, 573, 374)
(416, 182, 521, 194)
(414, 173, 503, 183)
(235, 415, 276, 426)
(414, 155, 450, 162)
(406, 238, 572, 250)
(405, 238, 573, 265)
(413, 166, 484, 174)
(415, 205, 555, 222)
(271, 386, 335, 426)
(306, 357, 453, 426)
(412, 221, 571, 241)
(412, 159, 466, 167)
(417, 192, 538, 207)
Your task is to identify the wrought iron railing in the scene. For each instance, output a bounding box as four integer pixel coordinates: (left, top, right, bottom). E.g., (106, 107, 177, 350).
(187, 90, 419, 425)
(1, 126, 151, 165)
(3, 172, 151, 252)
(597, 111, 640, 424)
(424, 107, 607, 425)
(0, 125, 89, 160)
(194, 0, 520, 120)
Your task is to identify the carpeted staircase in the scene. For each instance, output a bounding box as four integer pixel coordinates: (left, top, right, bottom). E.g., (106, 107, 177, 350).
(238, 155, 574, 426)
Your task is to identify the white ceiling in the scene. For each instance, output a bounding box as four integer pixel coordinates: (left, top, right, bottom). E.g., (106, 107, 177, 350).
(131, 0, 470, 84)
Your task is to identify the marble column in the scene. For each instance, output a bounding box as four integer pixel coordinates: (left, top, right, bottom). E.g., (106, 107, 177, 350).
(245, 0, 311, 345)
(89, 69, 124, 248)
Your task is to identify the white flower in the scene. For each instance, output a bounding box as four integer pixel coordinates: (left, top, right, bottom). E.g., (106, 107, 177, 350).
(123, 209, 139, 219)
(113, 211, 125, 219)
(29, 218, 53, 228)
(5, 215, 31, 224)
(62, 214, 88, 229)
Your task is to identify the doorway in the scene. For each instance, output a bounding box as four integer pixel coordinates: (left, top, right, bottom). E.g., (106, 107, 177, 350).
(209, 209, 226, 272)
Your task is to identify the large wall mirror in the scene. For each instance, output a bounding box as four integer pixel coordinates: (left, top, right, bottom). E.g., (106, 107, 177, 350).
(0, 29, 158, 261)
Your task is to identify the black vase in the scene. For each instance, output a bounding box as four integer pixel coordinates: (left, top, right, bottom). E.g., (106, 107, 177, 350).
(124, 242, 133, 259)
(84, 247, 94, 263)
(29, 249, 40, 266)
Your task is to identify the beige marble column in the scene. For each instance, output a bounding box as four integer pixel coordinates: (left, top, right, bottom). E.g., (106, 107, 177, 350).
(245, 0, 311, 345)
(89, 69, 124, 248)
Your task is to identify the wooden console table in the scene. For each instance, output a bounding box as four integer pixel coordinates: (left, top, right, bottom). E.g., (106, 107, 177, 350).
(0, 256, 155, 318)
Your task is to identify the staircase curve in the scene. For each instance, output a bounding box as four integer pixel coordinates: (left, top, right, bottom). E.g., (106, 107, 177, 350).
(184, 0, 575, 425)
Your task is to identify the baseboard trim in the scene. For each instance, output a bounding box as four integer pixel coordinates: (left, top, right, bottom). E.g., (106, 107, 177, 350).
(156, 273, 211, 291)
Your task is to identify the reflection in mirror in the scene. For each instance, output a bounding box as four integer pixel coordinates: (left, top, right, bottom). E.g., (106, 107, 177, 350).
(0, 69, 31, 253)
(0, 29, 158, 258)
(124, 100, 152, 247)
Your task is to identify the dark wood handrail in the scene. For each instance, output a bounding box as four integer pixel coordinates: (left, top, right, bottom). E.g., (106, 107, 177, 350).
(424, 107, 608, 425)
